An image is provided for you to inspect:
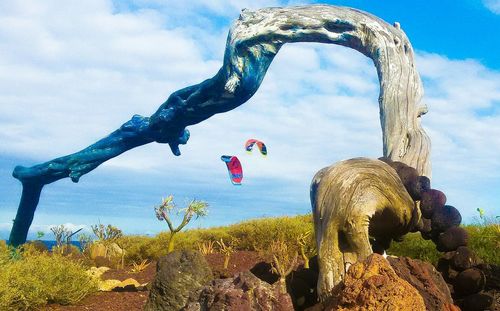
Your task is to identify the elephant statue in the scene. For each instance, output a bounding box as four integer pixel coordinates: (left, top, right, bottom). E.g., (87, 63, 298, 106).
(310, 157, 420, 299)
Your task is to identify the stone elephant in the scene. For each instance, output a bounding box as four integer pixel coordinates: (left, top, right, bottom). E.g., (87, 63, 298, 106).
(310, 157, 420, 299)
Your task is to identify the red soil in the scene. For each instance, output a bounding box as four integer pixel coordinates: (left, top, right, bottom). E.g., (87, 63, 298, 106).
(44, 251, 265, 311)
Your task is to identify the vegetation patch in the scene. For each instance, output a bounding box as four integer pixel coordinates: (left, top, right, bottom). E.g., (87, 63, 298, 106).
(0, 245, 97, 311)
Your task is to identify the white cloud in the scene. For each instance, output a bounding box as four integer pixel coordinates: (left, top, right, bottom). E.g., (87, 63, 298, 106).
(483, 0, 500, 14)
(0, 222, 90, 240)
(0, 1, 499, 235)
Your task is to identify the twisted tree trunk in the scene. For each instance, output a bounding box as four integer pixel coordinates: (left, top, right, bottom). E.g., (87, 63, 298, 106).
(9, 5, 430, 246)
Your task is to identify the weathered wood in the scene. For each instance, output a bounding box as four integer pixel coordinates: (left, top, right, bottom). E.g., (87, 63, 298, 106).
(10, 5, 430, 245)
(310, 158, 419, 299)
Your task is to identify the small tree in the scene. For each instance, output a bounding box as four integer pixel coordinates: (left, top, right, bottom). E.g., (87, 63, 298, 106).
(91, 223, 123, 244)
(270, 239, 298, 294)
(50, 225, 71, 253)
(216, 238, 237, 269)
(77, 233, 93, 253)
(155, 195, 208, 253)
(297, 230, 316, 269)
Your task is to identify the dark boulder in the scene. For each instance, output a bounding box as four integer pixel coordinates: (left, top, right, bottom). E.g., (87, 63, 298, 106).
(436, 226, 468, 252)
(397, 166, 420, 198)
(420, 189, 447, 219)
(450, 246, 481, 271)
(387, 161, 409, 174)
(476, 263, 500, 290)
(377, 157, 392, 164)
(406, 175, 431, 201)
(145, 250, 212, 311)
(183, 271, 293, 311)
(460, 292, 495, 311)
(388, 256, 454, 311)
(416, 176, 431, 196)
(453, 268, 486, 297)
(431, 205, 462, 233)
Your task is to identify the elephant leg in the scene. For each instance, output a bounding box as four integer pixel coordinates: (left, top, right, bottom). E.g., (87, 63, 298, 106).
(317, 222, 345, 300)
(344, 216, 373, 263)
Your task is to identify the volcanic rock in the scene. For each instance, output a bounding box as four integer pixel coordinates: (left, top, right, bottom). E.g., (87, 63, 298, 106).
(450, 246, 482, 271)
(420, 189, 447, 219)
(436, 227, 469, 252)
(183, 271, 293, 311)
(144, 250, 212, 311)
(397, 166, 420, 198)
(453, 268, 486, 297)
(387, 256, 455, 311)
(431, 205, 462, 233)
(476, 263, 500, 290)
(324, 254, 426, 310)
(461, 292, 495, 311)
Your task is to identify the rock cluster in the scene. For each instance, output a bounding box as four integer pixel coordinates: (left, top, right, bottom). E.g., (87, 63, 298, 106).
(380, 157, 498, 311)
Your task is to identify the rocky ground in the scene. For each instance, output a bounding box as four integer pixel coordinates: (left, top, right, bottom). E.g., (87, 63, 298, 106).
(44, 251, 266, 311)
(44, 250, 498, 311)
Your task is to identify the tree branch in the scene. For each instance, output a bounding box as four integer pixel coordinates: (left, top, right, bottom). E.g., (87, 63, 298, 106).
(9, 5, 430, 246)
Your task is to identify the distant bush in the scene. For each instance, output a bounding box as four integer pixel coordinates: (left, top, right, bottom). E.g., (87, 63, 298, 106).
(119, 215, 314, 262)
(387, 232, 440, 264)
(0, 252, 97, 310)
(464, 223, 499, 265)
(0, 240, 10, 266)
(117, 235, 159, 263)
(388, 224, 500, 265)
(117, 214, 499, 267)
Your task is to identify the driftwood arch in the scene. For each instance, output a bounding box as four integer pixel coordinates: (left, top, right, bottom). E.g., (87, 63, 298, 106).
(9, 5, 430, 246)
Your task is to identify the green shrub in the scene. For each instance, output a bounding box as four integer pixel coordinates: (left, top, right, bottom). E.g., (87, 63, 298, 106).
(388, 224, 500, 265)
(117, 235, 159, 263)
(227, 215, 314, 251)
(463, 224, 499, 265)
(0, 240, 11, 266)
(118, 215, 315, 262)
(116, 214, 499, 267)
(0, 252, 97, 310)
(387, 232, 441, 264)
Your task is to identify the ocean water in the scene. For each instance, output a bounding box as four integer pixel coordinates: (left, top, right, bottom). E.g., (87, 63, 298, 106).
(4, 240, 83, 250)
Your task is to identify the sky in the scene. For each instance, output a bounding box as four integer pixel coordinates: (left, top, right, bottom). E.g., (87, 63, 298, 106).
(0, 0, 499, 240)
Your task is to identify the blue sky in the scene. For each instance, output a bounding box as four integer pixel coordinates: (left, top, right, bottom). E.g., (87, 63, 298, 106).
(0, 0, 499, 240)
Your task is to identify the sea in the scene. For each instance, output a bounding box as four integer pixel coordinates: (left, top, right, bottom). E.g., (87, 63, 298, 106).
(4, 240, 83, 250)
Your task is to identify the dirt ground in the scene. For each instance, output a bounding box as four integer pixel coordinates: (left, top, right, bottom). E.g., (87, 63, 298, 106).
(44, 251, 266, 311)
